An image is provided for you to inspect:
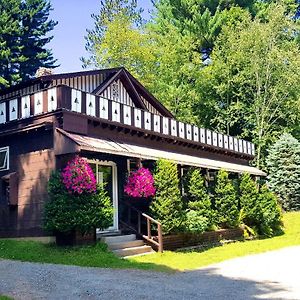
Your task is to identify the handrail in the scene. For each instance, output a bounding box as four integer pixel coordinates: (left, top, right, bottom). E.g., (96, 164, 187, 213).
(120, 200, 163, 253)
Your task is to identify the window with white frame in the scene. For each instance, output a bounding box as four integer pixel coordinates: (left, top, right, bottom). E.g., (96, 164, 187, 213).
(0, 147, 9, 171)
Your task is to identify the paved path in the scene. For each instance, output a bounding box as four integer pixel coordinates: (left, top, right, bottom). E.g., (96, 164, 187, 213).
(0, 246, 299, 300)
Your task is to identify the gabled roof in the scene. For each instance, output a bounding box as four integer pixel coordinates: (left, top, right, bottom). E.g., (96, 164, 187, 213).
(0, 67, 174, 118)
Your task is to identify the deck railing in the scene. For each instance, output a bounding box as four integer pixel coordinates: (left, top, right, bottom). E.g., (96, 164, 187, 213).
(120, 200, 163, 253)
(0, 84, 255, 156)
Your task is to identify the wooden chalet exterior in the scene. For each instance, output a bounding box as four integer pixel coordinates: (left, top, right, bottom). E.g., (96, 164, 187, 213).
(0, 67, 265, 238)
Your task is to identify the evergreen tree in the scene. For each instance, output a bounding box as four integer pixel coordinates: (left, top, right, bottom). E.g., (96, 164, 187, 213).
(82, 0, 143, 68)
(214, 169, 239, 228)
(239, 173, 260, 228)
(266, 133, 300, 211)
(258, 185, 283, 237)
(150, 159, 184, 234)
(19, 0, 57, 81)
(0, 0, 57, 88)
(187, 168, 214, 226)
(0, 0, 22, 87)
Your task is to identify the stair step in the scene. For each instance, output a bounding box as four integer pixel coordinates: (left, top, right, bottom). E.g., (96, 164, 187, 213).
(108, 240, 144, 250)
(102, 234, 136, 244)
(113, 245, 154, 257)
(96, 231, 121, 239)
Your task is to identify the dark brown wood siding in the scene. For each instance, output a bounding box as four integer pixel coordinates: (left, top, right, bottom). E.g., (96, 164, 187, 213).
(0, 128, 55, 237)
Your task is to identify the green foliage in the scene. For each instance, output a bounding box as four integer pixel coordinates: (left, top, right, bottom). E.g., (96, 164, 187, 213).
(259, 185, 283, 237)
(266, 133, 300, 211)
(239, 173, 283, 236)
(150, 159, 184, 234)
(44, 172, 113, 235)
(239, 173, 260, 227)
(214, 169, 239, 228)
(186, 168, 215, 227)
(0, 0, 57, 88)
(195, 4, 300, 167)
(185, 210, 209, 234)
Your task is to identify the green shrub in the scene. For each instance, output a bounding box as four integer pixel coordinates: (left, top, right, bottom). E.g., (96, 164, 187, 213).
(150, 159, 184, 234)
(185, 210, 209, 233)
(266, 133, 300, 211)
(44, 172, 113, 234)
(258, 185, 283, 236)
(214, 169, 239, 228)
(239, 173, 283, 237)
(239, 173, 261, 228)
(187, 168, 215, 228)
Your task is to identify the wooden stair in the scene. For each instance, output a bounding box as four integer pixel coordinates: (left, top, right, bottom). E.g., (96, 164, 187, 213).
(100, 234, 154, 258)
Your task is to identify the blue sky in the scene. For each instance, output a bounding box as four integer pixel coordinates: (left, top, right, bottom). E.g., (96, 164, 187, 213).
(48, 0, 153, 73)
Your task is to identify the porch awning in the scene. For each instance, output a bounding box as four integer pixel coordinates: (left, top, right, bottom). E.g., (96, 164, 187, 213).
(56, 128, 266, 176)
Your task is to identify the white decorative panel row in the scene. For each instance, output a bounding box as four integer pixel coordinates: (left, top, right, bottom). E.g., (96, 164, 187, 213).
(134, 108, 142, 128)
(100, 97, 108, 119)
(251, 143, 255, 155)
(123, 105, 132, 125)
(9, 99, 18, 121)
(86, 94, 95, 117)
(21, 96, 30, 118)
(153, 115, 160, 132)
(48, 88, 57, 112)
(112, 102, 120, 122)
(71, 89, 82, 113)
(0, 102, 6, 124)
(144, 112, 151, 130)
(34, 92, 43, 115)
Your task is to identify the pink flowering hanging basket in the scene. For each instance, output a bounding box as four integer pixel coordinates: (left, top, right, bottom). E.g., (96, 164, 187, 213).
(62, 155, 97, 195)
(124, 168, 156, 198)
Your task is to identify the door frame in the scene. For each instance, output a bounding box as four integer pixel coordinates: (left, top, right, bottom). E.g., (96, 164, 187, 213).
(88, 159, 118, 231)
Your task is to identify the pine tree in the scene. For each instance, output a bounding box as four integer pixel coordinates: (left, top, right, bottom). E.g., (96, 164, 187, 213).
(266, 133, 300, 211)
(214, 169, 239, 228)
(150, 159, 184, 234)
(0, 0, 22, 87)
(0, 0, 57, 88)
(258, 185, 283, 236)
(18, 0, 58, 81)
(82, 0, 143, 68)
(239, 173, 261, 228)
(187, 168, 214, 226)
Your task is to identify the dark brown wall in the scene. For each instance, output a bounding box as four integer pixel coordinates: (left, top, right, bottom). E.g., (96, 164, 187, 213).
(0, 128, 54, 237)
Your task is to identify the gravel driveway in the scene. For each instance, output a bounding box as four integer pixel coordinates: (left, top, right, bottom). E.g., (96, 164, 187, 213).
(0, 246, 299, 300)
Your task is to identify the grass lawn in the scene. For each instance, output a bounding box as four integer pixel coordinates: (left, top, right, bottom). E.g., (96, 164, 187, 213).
(0, 239, 171, 272)
(0, 212, 299, 272)
(130, 211, 300, 270)
(0, 296, 13, 300)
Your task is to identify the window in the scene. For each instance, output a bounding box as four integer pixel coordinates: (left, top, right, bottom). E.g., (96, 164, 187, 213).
(0, 147, 9, 171)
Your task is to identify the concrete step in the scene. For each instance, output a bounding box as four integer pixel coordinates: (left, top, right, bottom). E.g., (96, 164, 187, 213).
(96, 231, 121, 240)
(113, 245, 154, 257)
(102, 234, 136, 244)
(108, 239, 144, 250)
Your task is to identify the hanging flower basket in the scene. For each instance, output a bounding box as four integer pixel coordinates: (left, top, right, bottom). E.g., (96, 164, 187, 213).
(124, 167, 156, 198)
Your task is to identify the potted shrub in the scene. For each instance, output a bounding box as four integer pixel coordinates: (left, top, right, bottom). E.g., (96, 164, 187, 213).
(44, 156, 113, 246)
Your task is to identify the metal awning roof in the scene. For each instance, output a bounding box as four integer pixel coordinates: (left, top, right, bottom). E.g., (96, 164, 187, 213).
(57, 129, 266, 176)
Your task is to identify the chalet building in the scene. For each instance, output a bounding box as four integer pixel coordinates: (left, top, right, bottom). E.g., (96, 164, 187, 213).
(0, 67, 265, 238)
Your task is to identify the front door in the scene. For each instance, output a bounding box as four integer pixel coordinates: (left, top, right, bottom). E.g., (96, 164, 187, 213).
(89, 161, 118, 231)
